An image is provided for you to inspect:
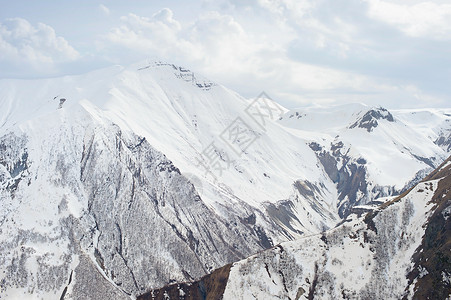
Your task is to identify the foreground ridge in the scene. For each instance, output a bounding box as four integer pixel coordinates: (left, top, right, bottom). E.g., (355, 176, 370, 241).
(144, 157, 451, 299)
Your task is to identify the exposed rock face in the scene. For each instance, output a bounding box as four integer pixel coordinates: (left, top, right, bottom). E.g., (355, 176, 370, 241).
(308, 141, 396, 218)
(77, 125, 275, 295)
(161, 157, 450, 300)
(404, 159, 451, 299)
(309, 129, 443, 218)
(69, 255, 129, 300)
(0, 115, 280, 299)
(435, 131, 451, 152)
(265, 179, 338, 239)
(0, 132, 29, 198)
(139, 61, 215, 90)
(137, 264, 232, 300)
(278, 104, 451, 220)
(349, 107, 394, 132)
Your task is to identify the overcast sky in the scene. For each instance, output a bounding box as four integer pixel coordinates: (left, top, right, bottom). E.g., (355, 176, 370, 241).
(1, 0, 450, 109)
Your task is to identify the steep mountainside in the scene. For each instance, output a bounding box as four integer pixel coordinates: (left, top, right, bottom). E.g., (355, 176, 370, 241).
(145, 156, 451, 299)
(0, 114, 281, 298)
(0, 61, 450, 299)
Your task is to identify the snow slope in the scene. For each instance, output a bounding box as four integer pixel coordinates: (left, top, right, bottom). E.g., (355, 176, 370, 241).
(0, 104, 285, 299)
(223, 176, 436, 299)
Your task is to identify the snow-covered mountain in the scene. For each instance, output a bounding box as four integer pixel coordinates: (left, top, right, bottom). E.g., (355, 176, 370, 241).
(0, 61, 450, 299)
(143, 156, 451, 300)
(279, 104, 450, 216)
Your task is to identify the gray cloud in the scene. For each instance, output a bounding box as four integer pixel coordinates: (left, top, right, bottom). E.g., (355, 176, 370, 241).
(256, 0, 451, 106)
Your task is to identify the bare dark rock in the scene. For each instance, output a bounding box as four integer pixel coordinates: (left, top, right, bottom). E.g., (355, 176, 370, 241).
(137, 264, 232, 300)
(349, 107, 395, 132)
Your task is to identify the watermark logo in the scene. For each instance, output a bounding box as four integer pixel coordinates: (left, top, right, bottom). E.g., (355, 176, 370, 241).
(220, 117, 259, 156)
(195, 142, 231, 179)
(193, 92, 284, 183)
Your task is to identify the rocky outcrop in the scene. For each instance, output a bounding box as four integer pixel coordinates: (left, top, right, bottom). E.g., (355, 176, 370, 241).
(138, 61, 215, 90)
(137, 264, 232, 300)
(309, 141, 374, 217)
(435, 131, 451, 152)
(349, 107, 394, 132)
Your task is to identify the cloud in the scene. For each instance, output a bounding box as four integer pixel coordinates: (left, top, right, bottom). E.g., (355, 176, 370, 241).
(99, 4, 111, 16)
(104, 5, 449, 108)
(367, 0, 451, 40)
(105, 9, 352, 87)
(0, 18, 79, 76)
(106, 8, 260, 75)
(1, 4, 446, 109)
(241, 0, 450, 107)
(106, 9, 192, 61)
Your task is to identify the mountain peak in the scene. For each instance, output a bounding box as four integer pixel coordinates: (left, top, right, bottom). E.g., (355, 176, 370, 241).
(349, 106, 395, 132)
(135, 60, 216, 90)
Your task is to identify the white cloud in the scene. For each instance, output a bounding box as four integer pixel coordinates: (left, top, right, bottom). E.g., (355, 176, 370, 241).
(367, 0, 451, 40)
(99, 4, 111, 16)
(243, 0, 450, 107)
(0, 18, 79, 73)
(106, 9, 346, 89)
(0, 3, 444, 108)
(106, 9, 193, 60)
(257, 0, 314, 19)
(106, 9, 260, 74)
(102, 6, 449, 108)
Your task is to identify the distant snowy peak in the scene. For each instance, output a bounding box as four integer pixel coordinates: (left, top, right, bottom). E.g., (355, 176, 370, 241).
(278, 103, 369, 132)
(279, 104, 396, 133)
(349, 107, 394, 132)
(277, 104, 451, 217)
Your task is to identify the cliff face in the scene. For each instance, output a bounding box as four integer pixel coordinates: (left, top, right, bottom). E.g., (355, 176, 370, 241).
(0, 112, 278, 299)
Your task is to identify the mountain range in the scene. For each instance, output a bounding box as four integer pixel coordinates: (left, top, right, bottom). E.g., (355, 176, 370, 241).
(0, 61, 450, 299)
